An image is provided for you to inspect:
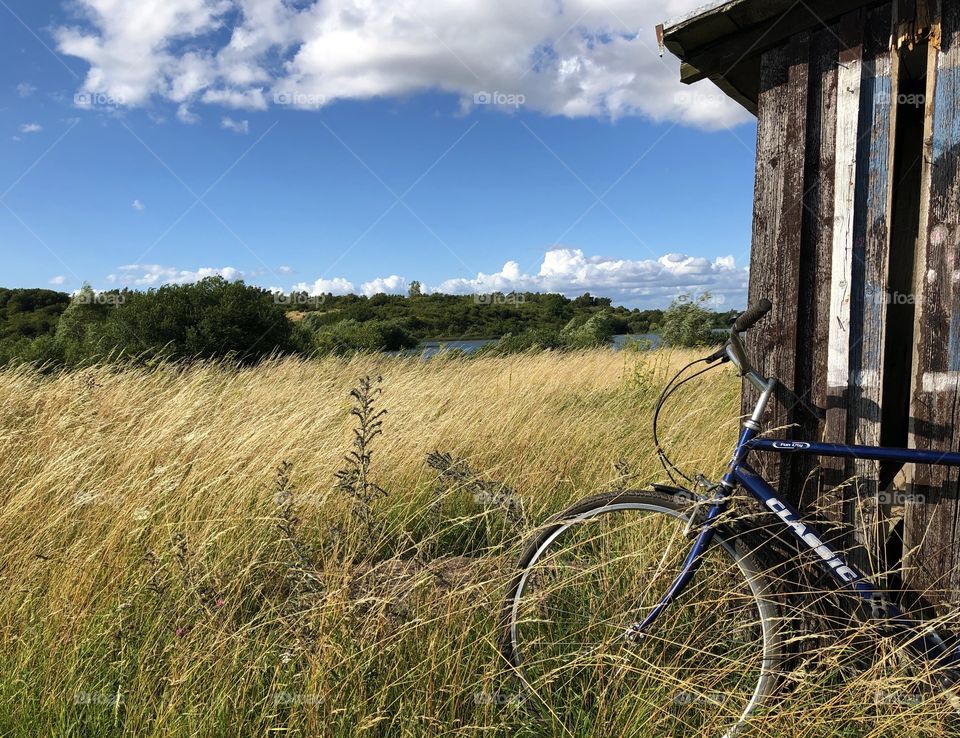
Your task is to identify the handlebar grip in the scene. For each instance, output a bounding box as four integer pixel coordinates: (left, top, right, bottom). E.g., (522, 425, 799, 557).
(732, 299, 772, 333)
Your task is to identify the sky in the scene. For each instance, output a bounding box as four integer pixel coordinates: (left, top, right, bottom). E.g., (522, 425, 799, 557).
(0, 0, 758, 309)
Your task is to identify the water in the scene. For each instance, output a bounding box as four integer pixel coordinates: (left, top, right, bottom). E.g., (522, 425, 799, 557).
(392, 334, 662, 358)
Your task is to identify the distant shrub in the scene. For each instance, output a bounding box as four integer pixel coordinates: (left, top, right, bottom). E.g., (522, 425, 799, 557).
(560, 309, 615, 349)
(54, 286, 114, 366)
(473, 328, 563, 356)
(310, 318, 418, 354)
(660, 293, 718, 348)
(475, 311, 617, 356)
(0, 278, 302, 368)
(83, 278, 301, 365)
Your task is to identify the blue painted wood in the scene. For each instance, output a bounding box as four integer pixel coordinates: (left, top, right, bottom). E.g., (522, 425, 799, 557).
(845, 5, 895, 573)
(907, 0, 960, 605)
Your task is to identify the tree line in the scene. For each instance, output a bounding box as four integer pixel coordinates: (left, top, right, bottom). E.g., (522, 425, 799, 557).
(0, 280, 733, 368)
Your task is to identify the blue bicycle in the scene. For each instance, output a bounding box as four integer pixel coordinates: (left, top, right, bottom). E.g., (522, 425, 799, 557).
(499, 300, 960, 736)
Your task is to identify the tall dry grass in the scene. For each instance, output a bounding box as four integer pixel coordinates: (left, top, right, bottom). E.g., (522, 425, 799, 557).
(0, 349, 956, 736)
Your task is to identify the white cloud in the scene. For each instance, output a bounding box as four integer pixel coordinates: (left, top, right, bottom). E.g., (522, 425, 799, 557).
(16, 82, 36, 97)
(49, 275, 67, 285)
(19, 123, 42, 133)
(176, 103, 199, 123)
(287, 248, 747, 307)
(220, 115, 249, 133)
(131, 199, 145, 211)
(436, 248, 748, 307)
(291, 277, 355, 295)
(108, 264, 244, 286)
(277, 265, 293, 274)
(361, 275, 407, 296)
(55, 0, 748, 129)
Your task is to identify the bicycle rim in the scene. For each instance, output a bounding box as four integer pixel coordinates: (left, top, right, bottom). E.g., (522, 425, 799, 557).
(504, 497, 782, 736)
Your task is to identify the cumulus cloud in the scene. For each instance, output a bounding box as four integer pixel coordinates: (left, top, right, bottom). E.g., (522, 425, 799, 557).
(291, 277, 355, 295)
(220, 116, 249, 133)
(54, 0, 747, 129)
(49, 275, 67, 285)
(288, 248, 747, 308)
(131, 199, 145, 211)
(435, 248, 748, 307)
(107, 264, 244, 286)
(361, 275, 407, 296)
(19, 123, 42, 133)
(16, 82, 36, 97)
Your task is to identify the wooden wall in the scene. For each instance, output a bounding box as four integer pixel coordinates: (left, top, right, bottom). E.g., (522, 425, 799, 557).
(905, 0, 960, 606)
(744, 2, 960, 597)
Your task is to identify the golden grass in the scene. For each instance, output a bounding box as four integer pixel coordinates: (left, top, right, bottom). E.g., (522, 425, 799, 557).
(0, 349, 957, 736)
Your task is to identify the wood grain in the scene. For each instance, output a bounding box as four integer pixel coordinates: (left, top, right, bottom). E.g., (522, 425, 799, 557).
(745, 34, 809, 504)
(906, 0, 960, 607)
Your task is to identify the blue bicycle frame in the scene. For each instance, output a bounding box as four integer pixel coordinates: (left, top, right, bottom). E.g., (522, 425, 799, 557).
(632, 347, 960, 675)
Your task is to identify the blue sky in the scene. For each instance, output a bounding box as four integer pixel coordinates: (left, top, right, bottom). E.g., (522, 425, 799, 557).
(1, 0, 757, 308)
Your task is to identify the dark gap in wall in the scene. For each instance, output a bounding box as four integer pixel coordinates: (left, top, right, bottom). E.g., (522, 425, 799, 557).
(879, 40, 927, 588)
(880, 42, 926, 470)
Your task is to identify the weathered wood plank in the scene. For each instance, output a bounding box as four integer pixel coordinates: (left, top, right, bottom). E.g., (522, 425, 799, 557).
(846, 5, 897, 575)
(744, 32, 809, 502)
(794, 25, 840, 513)
(905, 0, 960, 608)
(822, 10, 865, 521)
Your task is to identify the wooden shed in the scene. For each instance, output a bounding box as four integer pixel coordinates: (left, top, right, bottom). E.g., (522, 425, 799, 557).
(661, 0, 960, 609)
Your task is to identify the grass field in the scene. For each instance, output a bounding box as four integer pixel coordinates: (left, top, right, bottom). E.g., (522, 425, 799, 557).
(1, 349, 958, 736)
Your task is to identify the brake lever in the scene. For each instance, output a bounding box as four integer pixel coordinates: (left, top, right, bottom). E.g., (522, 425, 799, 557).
(705, 345, 730, 364)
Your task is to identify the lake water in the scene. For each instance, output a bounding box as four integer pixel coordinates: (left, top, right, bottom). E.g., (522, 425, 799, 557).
(393, 333, 662, 358)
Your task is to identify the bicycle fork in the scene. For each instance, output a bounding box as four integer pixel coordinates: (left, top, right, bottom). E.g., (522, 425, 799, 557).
(623, 407, 763, 643)
(623, 497, 727, 643)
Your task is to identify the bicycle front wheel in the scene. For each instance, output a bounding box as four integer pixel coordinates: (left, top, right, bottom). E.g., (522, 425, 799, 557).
(499, 489, 786, 737)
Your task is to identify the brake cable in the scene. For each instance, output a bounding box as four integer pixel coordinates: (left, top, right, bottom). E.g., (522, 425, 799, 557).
(652, 354, 726, 486)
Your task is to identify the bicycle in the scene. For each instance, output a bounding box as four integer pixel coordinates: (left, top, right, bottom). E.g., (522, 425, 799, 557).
(498, 299, 960, 736)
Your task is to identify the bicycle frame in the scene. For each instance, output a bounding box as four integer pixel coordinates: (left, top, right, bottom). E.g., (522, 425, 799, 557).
(633, 369, 960, 675)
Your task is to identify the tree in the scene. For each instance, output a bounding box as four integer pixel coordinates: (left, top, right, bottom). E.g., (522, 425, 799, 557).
(408, 281, 423, 298)
(561, 309, 615, 349)
(84, 278, 300, 364)
(54, 285, 111, 365)
(660, 293, 717, 348)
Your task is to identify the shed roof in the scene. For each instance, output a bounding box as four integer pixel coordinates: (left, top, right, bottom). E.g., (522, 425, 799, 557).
(660, 0, 887, 114)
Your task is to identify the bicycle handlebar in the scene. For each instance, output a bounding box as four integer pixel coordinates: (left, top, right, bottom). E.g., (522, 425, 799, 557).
(732, 298, 772, 333)
(706, 299, 773, 379)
